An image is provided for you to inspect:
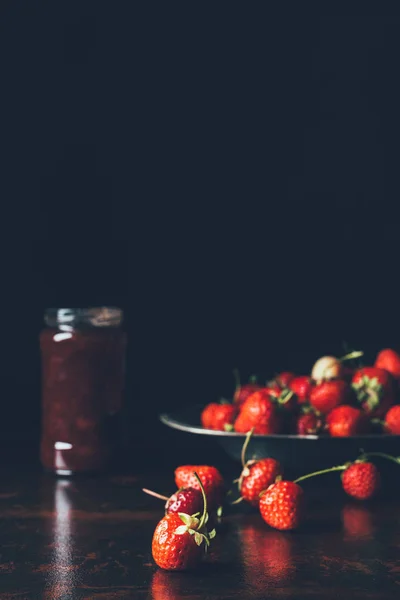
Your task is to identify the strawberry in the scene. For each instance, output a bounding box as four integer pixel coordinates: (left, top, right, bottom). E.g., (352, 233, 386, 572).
(341, 461, 380, 500)
(259, 480, 304, 531)
(375, 348, 400, 380)
(240, 458, 282, 506)
(143, 486, 203, 516)
(384, 405, 400, 435)
(275, 371, 295, 388)
(152, 472, 215, 570)
(311, 351, 363, 383)
(200, 403, 218, 429)
(201, 401, 236, 431)
(296, 411, 322, 435)
(326, 405, 370, 437)
(289, 376, 312, 404)
(174, 465, 225, 510)
(233, 370, 260, 407)
(309, 380, 350, 414)
(233, 430, 283, 506)
(311, 355, 343, 382)
(352, 367, 394, 417)
(234, 389, 281, 434)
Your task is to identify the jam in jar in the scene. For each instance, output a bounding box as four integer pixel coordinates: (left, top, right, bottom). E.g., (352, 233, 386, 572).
(40, 307, 126, 475)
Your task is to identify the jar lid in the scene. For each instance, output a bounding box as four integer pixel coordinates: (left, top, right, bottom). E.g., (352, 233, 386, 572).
(44, 307, 123, 328)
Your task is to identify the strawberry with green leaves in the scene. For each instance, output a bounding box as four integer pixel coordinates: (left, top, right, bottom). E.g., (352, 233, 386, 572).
(352, 367, 394, 417)
(152, 472, 215, 571)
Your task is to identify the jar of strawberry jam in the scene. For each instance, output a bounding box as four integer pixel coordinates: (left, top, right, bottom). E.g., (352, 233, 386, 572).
(40, 307, 127, 475)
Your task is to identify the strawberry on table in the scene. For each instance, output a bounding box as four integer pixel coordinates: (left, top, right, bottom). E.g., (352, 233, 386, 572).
(326, 405, 370, 437)
(294, 456, 382, 501)
(341, 461, 380, 500)
(375, 348, 400, 380)
(174, 465, 225, 510)
(232, 430, 283, 507)
(309, 380, 350, 414)
(352, 367, 394, 417)
(259, 479, 304, 531)
(234, 389, 281, 435)
(143, 486, 204, 516)
(152, 472, 215, 571)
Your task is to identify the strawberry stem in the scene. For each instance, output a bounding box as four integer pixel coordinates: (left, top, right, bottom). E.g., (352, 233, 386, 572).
(142, 488, 169, 501)
(358, 452, 400, 466)
(193, 472, 208, 531)
(241, 427, 255, 469)
(339, 350, 364, 362)
(294, 465, 347, 484)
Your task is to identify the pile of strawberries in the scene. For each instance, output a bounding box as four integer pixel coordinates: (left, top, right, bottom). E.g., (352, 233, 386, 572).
(201, 348, 400, 437)
(144, 433, 400, 571)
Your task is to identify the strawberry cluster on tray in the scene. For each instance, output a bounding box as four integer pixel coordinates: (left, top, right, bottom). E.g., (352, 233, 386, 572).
(201, 348, 400, 437)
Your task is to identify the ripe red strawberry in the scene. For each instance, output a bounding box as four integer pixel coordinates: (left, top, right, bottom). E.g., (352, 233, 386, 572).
(289, 376, 312, 404)
(275, 371, 295, 387)
(352, 367, 394, 417)
(174, 466, 224, 510)
(201, 402, 236, 431)
(240, 458, 282, 506)
(234, 389, 281, 434)
(341, 462, 380, 500)
(143, 486, 203, 516)
(384, 405, 400, 435)
(296, 411, 322, 435)
(200, 403, 218, 429)
(326, 405, 370, 437)
(233, 370, 260, 407)
(309, 380, 350, 414)
(152, 513, 203, 570)
(259, 480, 304, 530)
(152, 473, 215, 571)
(375, 348, 400, 380)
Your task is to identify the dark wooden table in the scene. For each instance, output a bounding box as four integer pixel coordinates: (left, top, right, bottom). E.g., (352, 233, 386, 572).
(1, 463, 400, 599)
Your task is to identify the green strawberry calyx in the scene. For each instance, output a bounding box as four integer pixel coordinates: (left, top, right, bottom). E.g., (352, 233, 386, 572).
(174, 472, 216, 548)
(352, 376, 383, 411)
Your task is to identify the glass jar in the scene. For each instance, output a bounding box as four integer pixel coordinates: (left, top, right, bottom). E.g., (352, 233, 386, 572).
(40, 307, 127, 475)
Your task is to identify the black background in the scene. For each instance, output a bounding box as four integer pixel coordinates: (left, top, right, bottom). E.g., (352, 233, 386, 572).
(1, 4, 400, 464)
